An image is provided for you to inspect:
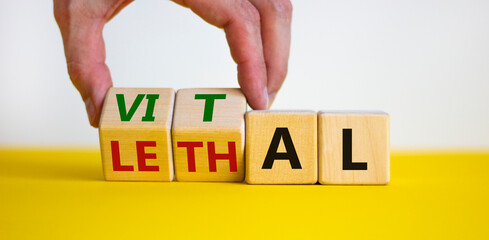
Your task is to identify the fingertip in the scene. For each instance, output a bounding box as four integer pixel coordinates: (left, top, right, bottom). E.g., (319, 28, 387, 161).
(91, 83, 112, 128)
(267, 91, 277, 109)
(237, 61, 268, 110)
(84, 98, 98, 128)
(262, 86, 269, 109)
(84, 77, 111, 128)
(245, 86, 268, 110)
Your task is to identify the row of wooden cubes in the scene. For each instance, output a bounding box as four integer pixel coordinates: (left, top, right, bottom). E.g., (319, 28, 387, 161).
(99, 88, 389, 184)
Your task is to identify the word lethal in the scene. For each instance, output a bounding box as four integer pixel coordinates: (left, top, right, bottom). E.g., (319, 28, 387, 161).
(99, 88, 389, 184)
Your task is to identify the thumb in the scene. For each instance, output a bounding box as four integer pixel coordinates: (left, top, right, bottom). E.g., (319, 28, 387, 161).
(68, 61, 112, 127)
(55, 6, 112, 127)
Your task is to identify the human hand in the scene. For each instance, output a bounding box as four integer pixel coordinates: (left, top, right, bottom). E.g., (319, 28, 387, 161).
(54, 0, 292, 127)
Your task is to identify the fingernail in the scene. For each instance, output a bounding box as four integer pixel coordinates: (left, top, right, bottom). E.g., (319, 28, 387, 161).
(263, 87, 269, 109)
(84, 98, 96, 126)
(268, 92, 277, 109)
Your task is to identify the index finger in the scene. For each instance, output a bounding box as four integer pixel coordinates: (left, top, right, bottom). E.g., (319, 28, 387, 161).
(172, 0, 269, 109)
(249, 0, 292, 107)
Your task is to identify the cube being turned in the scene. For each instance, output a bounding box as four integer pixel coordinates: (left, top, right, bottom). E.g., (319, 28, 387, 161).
(99, 88, 175, 181)
(172, 88, 246, 181)
(318, 111, 390, 185)
(245, 111, 318, 184)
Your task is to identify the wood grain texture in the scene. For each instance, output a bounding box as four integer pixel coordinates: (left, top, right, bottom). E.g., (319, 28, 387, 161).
(172, 88, 246, 181)
(245, 111, 318, 184)
(318, 111, 390, 184)
(99, 88, 175, 181)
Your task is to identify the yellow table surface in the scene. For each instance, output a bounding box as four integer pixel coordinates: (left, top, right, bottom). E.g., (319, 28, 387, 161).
(1, 148, 488, 239)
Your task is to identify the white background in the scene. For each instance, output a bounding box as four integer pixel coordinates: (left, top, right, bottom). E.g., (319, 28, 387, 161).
(1, 0, 488, 148)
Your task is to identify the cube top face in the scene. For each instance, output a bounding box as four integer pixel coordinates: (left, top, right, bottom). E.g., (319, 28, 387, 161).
(245, 110, 318, 184)
(172, 88, 246, 131)
(99, 88, 174, 129)
(318, 111, 390, 185)
(247, 110, 316, 114)
(318, 110, 388, 116)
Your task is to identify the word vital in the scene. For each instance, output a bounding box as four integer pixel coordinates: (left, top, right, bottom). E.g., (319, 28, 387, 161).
(99, 88, 389, 185)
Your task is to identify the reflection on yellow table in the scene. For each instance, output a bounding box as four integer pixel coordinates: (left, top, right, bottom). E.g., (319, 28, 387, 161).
(1, 148, 488, 239)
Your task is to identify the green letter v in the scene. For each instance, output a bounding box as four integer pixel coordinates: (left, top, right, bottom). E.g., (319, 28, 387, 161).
(116, 94, 145, 121)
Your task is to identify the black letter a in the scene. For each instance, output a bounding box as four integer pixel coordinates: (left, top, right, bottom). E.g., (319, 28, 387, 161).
(262, 128, 302, 169)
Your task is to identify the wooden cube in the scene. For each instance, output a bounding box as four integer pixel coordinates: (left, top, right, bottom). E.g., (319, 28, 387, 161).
(245, 111, 318, 184)
(99, 88, 175, 181)
(318, 111, 390, 184)
(172, 88, 246, 181)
